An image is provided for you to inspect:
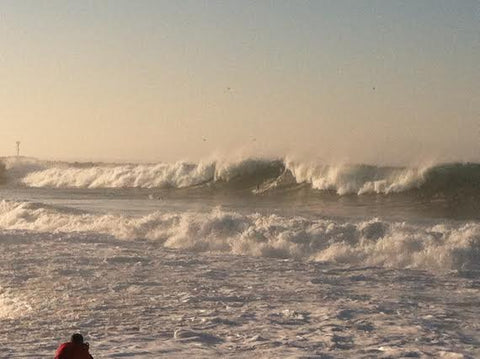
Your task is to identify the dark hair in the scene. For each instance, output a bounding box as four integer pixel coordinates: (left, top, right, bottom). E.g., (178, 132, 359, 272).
(71, 333, 84, 344)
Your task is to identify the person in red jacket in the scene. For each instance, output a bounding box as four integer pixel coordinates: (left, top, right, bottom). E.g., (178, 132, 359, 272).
(55, 333, 94, 359)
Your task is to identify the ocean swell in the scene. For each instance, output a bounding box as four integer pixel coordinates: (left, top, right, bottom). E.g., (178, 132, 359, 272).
(3, 157, 480, 197)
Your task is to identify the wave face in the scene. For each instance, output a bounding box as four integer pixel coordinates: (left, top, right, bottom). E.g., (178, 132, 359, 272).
(12, 158, 285, 190)
(0, 200, 479, 272)
(22, 162, 217, 189)
(3, 157, 480, 197)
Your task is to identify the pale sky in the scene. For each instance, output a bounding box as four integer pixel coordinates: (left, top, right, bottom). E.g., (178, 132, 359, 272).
(1, 0, 479, 164)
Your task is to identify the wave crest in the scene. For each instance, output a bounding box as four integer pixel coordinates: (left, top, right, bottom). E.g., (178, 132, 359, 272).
(18, 158, 284, 190)
(3, 157, 480, 197)
(22, 161, 216, 189)
(285, 160, 426, 195)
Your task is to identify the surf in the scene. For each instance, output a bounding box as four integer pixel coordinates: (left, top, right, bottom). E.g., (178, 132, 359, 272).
(0, 199, 479, 273)
(3, 156, 480, 198)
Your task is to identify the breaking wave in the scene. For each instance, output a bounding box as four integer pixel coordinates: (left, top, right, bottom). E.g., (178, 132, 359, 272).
(0, 200, 479, 272)
(2, 157, 480, 196)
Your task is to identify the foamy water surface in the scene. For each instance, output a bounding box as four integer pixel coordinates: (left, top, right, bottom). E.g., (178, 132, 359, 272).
(0, 157, 479, 357)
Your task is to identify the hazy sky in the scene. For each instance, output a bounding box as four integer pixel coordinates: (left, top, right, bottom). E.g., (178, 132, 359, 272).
(1, 0, 479, 164)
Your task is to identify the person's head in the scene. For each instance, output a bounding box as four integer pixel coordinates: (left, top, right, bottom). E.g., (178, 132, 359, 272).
(71, 333, 84, 344)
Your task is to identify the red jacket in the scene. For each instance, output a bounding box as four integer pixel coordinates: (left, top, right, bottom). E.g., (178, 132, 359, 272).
(54, 342, 93, 359)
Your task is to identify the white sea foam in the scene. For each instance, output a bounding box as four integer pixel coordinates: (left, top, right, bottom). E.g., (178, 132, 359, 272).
(285, 159, 428, 195)
(0, 287, 32, 319)
(0, 200, 478, 272)
(3, 226, 477, 358)
(21, 161, 216, 189)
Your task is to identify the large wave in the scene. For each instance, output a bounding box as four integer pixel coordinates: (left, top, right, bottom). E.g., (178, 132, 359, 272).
(2, 157, 480, 196)
(0, 200, 478, 273)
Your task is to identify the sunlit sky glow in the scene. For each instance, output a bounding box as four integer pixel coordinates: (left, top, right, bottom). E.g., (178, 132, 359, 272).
(1, 0, 479, 164)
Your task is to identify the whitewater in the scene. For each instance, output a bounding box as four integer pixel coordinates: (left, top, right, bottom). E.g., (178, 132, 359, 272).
(1, 157, 479, 358)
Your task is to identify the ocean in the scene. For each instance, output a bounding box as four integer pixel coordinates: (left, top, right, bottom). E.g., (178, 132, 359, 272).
(0, 156, 479, 358)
